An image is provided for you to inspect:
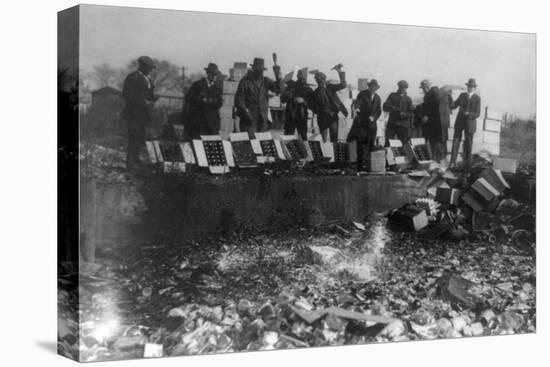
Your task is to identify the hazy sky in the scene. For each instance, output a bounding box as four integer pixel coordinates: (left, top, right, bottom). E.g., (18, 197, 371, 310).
(80, 5, 536, 117)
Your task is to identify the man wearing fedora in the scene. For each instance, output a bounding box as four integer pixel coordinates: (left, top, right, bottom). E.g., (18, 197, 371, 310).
(234, 57, 282, 138)
(122, 55, 158, 170)
(309, 64, 348, 143)
(347, 79, 382, 169)
(449, 78, 481, 168)
(281, 67, 313, 140)
(383, 80, 414, 146)
(184, 63, 223, 139)
(419, 79, 444, 162)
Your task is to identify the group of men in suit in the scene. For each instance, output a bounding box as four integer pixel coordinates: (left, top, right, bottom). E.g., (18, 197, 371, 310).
(122, 55, 481, 171)
(348, 77, 481, 169)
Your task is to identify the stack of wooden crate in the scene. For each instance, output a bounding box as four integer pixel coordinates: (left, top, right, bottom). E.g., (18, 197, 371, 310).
(446, 106, 502, 161)
(219, 62, 249, 139)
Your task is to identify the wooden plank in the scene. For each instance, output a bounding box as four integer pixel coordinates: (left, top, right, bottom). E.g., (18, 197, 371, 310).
(485, 108, 503, 121)
(192, 140, 208, 167)
(229, 132, 250, 142)
(152, 140, 163, 163)
(274, 140, 286, 160)
(145, 141, 158, 163)
(222, 140, 235, 167)
(322, 142, 335, 162)
(483, 130, 500, 144)
(179, 142, 196, 164)
(251, 139, 262, 155)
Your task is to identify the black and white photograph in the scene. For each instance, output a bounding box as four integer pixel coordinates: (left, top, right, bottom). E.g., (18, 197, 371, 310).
(55, 2, 538, 364)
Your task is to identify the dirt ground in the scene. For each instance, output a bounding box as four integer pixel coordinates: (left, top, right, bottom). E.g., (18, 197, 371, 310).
(58, 210, 535, 362)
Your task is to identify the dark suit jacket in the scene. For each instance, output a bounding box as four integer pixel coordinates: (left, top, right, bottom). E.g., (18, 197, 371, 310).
(347, 90, 381, 141)
(383, 92, 413, 128)
(184, 78, 223, 138)
(452, 92, 481, 133)
(310, 71, 349, 118)
(281, 80, 313, 121)
(422, 86, 443, 141)
(122, 70, 155, 124)
(235, 69, 282, 127)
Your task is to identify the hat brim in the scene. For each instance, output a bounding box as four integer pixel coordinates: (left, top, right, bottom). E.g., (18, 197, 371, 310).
(465, 83, 477, 87)
(204, 68, 220, 74)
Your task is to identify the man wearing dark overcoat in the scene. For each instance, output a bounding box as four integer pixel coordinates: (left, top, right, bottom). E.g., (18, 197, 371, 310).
(383, 80, 414, 145)
(419, 79, 444, 162)
(184, 63, 223, 139)
(439, 87, 453, 157)
(122, 55, 158, 170)
(281, 67, 313, 140)
(234, 57, 282, 138)
(309, 64, 348, 143)
(347, 79, 382, 169)
(450, 78, 481, 168)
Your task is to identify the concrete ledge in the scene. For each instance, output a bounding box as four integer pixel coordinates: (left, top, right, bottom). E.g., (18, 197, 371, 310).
(80, 173, 429, 258)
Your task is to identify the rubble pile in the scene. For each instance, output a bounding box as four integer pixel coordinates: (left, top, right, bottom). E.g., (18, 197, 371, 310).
(58, 209, 535, 361)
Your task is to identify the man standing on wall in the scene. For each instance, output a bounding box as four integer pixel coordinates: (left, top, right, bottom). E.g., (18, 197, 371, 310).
(281, 67, 313, 140)
(347, 79, 382, 169)
(310, 64, 349, 143)
(183, 63, 223, 139)
(234, 57, 282, 138)
(122, 55, 158, 170)
(419, 79, 444, 162)
(383, 80, 413, 145)
(450, 78, 481, 168)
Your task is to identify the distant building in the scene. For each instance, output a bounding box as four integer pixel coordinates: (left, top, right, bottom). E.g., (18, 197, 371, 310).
(91, 86, 122, 106)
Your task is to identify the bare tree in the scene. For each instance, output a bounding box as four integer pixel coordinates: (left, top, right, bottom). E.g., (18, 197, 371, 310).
(92, 62, 120, 88)
(123, 59, 184, 93)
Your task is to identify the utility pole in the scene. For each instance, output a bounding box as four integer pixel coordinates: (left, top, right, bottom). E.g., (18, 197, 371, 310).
(181, 66, 186, 93)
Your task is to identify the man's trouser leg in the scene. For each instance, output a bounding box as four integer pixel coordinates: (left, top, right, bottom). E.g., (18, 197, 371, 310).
(317, 114, 329, 142)
(463, 131, 474, 167)
(385, 123, 396, 147)
(367, 125, 377, 150)
(450, 126, 463, 166)
(329, 115, 339, 142)
(296, 118, 308, 140)
(441, 127, 448, 157)
(284, 117, 296, 137)
(396, 126, 410, 146)
(356, 139, 367, 170)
